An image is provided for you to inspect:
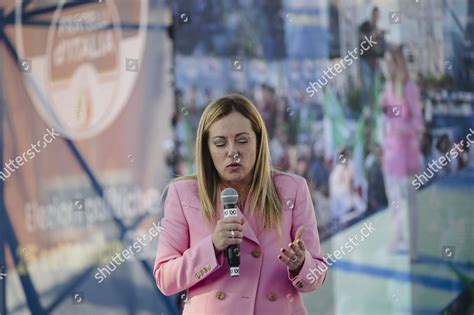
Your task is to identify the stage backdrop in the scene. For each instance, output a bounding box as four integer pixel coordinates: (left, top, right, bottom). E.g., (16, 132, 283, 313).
(2, 0, 174, 314)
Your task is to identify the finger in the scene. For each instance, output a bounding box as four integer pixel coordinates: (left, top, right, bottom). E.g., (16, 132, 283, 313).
(291, 240, 304, 253)
(222, 217, 244, 224)
(277, 254, 290, 265)
(278, 254, 293, 266)
(296, 239, 306, 251)
(277, 254, 298, 268)
(280, 248, 297, 262)
(227, 230, 243, 239)
(222, 223, 243, 232)
(224, 238, 243, 246)
(295, 226, 304, 241)
(290, 242, 304, 258)
(220, 230, 243, 240)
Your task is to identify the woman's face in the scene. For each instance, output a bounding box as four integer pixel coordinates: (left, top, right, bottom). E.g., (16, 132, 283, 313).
(207, 111, 257, 186)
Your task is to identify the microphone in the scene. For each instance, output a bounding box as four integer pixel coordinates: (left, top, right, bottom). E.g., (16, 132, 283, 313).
(221, 188, 240, 277)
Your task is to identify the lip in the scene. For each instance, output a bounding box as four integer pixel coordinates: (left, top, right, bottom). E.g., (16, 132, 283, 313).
(226, 163, 241, 167)
(226, 164, 242, 171)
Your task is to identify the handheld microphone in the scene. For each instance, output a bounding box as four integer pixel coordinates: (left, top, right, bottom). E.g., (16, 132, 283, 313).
(221, 188, 240, 277)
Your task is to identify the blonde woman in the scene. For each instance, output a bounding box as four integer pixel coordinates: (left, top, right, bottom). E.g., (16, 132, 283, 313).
(154, 94, 327, 314)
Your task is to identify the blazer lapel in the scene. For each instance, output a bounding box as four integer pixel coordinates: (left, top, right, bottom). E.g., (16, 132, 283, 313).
(240, 196, 260, 245)
(237, 206, 260, 245)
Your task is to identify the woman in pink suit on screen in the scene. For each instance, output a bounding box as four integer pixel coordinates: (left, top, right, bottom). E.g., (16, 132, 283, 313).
(381, 46, 423, 260)
(154, 94, 327, 314)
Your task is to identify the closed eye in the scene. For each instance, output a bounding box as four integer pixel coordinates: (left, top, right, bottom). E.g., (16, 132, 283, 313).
(214, 139, 248, 147)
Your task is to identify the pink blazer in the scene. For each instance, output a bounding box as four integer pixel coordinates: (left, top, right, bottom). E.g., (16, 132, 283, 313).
(381, 81, 423, 177)
(153, 171, 327, 315)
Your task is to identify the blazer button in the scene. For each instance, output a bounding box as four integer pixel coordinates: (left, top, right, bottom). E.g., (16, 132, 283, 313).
(215, 291, 225, 300)
(267, 292, 277, 302)
(295, 281, 304, 289)
(251, 248, 261, 258)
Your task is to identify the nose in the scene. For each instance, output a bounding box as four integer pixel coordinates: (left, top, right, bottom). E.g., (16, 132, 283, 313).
(227, 148, 238, 158)
(227, 143, 239, 158)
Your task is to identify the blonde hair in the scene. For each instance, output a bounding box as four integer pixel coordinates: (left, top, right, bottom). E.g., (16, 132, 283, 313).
(387, 46, 409, 85)
(169, 94, 283, 233)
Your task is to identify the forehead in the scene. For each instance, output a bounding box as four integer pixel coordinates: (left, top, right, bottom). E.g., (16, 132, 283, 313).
(208, 112, 253, 137)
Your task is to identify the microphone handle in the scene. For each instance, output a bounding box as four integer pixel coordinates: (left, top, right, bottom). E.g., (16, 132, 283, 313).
(223, 204, 240, 277)
(226, 245, 240, 267)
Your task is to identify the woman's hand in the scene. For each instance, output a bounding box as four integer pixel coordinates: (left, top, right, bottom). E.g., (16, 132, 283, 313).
(278, 226, 306, 275)
(212, 217, 244, 254)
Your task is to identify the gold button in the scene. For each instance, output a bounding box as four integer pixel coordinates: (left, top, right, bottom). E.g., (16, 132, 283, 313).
(267, 292, 277, 302)
(251, 248, 261, 258)
(215, 291, 225, 300)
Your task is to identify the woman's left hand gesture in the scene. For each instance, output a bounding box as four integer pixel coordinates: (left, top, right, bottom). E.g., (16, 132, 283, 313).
(278, 226, 306, 276)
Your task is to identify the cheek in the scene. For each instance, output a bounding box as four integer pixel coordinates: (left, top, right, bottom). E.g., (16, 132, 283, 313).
(209, 148, 226, 168)
(245, 144, 257, 166)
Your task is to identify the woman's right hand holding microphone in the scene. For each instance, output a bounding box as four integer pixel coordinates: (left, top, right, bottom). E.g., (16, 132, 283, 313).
(212, 217, 244, 254)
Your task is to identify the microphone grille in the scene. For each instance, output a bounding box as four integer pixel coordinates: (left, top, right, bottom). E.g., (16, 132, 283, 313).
(221, 188, 238, 206)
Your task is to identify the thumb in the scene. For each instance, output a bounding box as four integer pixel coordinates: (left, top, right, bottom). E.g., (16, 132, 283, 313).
(294, 225, 304, 241)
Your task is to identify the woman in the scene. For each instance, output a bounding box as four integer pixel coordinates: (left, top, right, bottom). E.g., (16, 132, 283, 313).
(154, 94, 327, 314)
(381, 46, 423, 260)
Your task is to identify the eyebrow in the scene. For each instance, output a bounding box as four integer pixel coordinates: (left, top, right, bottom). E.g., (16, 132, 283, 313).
(211, 133, 249, 140)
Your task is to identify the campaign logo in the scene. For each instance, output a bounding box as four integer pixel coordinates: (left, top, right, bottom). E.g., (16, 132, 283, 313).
(14, 1, 149, 140)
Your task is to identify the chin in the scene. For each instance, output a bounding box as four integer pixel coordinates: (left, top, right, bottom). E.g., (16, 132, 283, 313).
(226, 173, 243, 180)
(222, 170, 245, 181)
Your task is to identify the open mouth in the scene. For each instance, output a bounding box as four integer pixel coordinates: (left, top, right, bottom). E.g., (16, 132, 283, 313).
(227, 163, 241, 168)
